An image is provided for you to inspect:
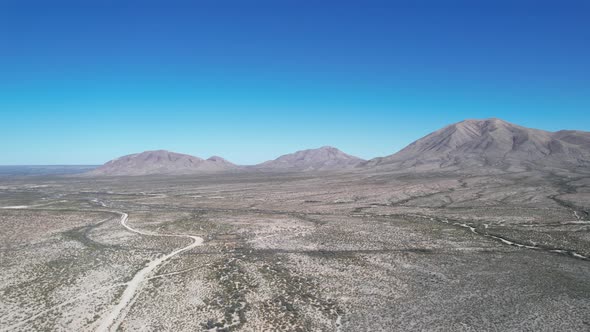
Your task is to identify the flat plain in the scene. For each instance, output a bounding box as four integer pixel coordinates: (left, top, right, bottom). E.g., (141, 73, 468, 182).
(1, 168, 589, 331)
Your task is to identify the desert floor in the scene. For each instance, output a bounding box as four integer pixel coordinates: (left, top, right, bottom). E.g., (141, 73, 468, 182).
(1, 169, 589, 331)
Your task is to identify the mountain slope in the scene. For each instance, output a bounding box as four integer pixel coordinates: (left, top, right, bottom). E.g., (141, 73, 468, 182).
(363, 118, 590, 172)
(256, 146, 364, 171)
(87, 150, 238, 176)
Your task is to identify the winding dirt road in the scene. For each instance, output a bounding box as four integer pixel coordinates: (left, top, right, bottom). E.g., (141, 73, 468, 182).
(96, 212, 204, 332)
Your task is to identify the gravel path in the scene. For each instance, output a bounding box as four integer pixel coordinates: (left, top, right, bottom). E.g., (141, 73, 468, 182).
(95, 212, 204, 332)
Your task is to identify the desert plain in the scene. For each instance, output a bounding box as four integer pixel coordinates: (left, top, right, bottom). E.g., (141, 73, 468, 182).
(1, 166, 589, 331)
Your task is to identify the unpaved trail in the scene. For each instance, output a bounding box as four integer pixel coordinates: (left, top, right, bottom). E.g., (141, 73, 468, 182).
(0, 283, 130, 332)
(0, 201, 203, 331)
(95, 212, 204, 332)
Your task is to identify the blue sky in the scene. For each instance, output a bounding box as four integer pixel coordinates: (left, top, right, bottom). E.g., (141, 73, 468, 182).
(1, 0, 589, 165)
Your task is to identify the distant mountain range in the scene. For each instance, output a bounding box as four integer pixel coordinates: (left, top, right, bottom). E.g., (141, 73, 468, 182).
(87, 146, 363, 176)
(85, 118, 590, 176)
(86, 150, 238, 176)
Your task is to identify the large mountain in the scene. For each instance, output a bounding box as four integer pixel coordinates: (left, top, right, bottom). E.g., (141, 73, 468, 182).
(256, 146, 364, 171)
(87, 150, 238, 176)
(362, 118, 590, 172)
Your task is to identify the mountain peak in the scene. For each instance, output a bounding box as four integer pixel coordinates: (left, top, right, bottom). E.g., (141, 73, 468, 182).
(207, 156, 232, 163)
(257, 146, 364, 171)
(460, 117, 507, 124)
(453, 118, 516, 132)
(363, 118, 590, 171)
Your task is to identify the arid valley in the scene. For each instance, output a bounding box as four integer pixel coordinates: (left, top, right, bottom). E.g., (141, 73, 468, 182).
(1, 119, 590, 331)
(3, 2, 589, 330)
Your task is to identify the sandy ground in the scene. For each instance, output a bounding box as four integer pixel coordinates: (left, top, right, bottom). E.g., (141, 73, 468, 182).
(0, 169, 589, 331)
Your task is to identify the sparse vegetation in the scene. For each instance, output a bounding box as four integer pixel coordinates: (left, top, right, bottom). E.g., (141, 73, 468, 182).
(1, 169, 590, 331)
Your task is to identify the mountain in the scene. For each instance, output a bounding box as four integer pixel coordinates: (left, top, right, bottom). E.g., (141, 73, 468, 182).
(256, 146, 364, 171)
(362, 118, 590, 172)
(86, 150, 238, 176)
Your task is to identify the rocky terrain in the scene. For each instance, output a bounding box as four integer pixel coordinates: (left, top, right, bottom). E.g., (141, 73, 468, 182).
(363, 118, 590, 172)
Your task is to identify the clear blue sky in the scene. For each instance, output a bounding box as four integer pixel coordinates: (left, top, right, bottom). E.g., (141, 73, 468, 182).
(1, 0, 589, 165)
